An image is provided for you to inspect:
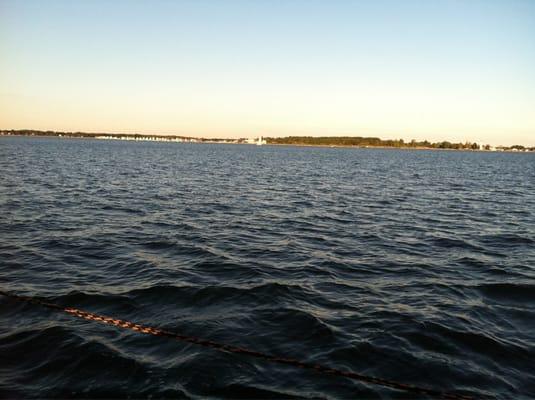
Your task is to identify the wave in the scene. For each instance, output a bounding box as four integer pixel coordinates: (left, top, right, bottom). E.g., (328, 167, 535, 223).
(476, 282, 535, 303)
(479, 233, 534, 246)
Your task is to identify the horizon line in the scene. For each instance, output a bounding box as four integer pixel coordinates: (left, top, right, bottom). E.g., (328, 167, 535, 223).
(1, 128, 533, 149)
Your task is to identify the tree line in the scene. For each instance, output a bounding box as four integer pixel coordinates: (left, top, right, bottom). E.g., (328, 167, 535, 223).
(266, 136, 535, 151)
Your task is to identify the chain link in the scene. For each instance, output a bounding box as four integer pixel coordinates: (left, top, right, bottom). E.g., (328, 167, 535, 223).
(0, 290, 475, 400)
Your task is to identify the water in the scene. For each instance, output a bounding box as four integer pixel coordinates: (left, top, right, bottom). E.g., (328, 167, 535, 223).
(1, 136, 534, 399)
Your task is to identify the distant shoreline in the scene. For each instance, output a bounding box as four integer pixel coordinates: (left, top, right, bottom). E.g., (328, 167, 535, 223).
(1, 130, 533, 152)
(268, 143, 486, 152)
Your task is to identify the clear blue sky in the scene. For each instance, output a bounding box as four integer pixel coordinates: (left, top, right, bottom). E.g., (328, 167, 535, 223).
(1, 0, 534, 145)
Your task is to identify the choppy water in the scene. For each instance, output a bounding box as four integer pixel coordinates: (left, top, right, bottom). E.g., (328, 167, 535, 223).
(1, 136, 534, 399)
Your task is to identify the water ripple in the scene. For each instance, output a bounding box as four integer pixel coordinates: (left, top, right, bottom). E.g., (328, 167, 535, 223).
(1, 137, 534, 399)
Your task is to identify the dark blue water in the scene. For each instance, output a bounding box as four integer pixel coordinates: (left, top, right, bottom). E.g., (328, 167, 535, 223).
(1, 136, 534, 399)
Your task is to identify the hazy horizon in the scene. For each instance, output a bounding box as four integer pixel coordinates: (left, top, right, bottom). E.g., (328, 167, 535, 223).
(1, 0, 534, 146)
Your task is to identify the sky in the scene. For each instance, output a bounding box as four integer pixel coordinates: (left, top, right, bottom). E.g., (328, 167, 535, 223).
(1, 0, 534, 146)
